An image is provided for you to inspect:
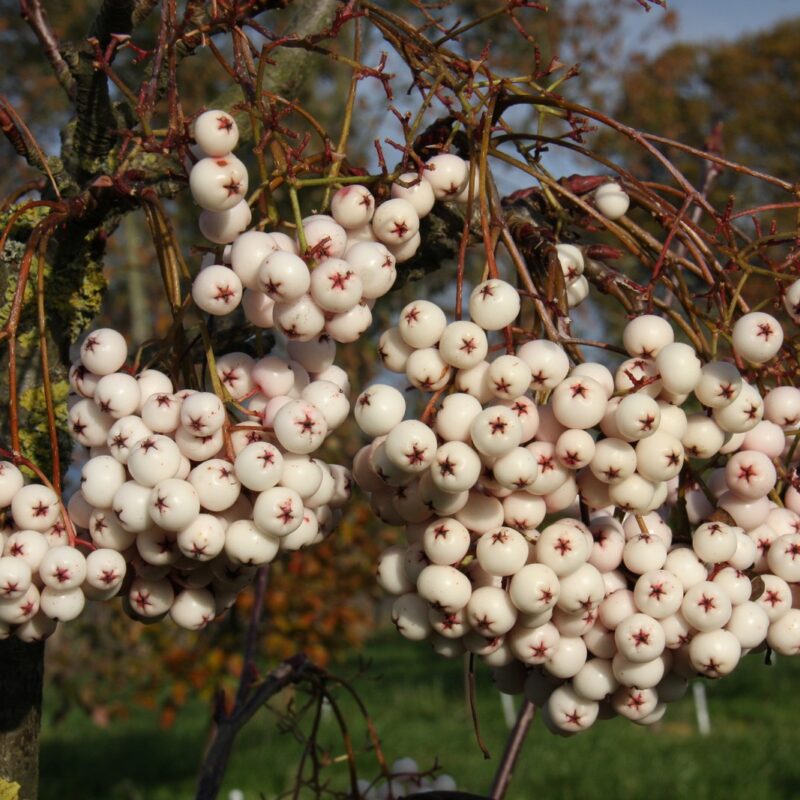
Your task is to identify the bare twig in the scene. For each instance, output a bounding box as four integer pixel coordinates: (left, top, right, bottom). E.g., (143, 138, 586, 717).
(489, 700, 536, 800)
(19, 0, 76, 98)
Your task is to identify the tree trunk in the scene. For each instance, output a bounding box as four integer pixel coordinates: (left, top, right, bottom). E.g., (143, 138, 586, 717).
(0, 639, 44, 799)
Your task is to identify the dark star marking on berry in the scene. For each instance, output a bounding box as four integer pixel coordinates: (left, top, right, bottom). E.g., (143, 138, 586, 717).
(763, 589, 782, 607)
(433, 524, 450, 540)
(565, 710, 584, 727)
(554, 537, 572, 556)
(569, 382, 588, 399)
(538, 455, 555, 473)
(702, 658, 722, 676)
(531, 370, 547, 386)
(562, 450, 580, 467)
(493, 377, 512, 395)
(640, 414, 656, 431)
(785, 542, 800, 560)
(530, 642, 550, 659)
(440, 613, 458, 631)
(257, 448, 275, 468)
(53, 566, 70, 584)
(277, 501, 295, 525)
(627, 692, 645, 710)
(32, 501, 50, 518)
(737, 464, 757, 483)
(214, 284, 237, 303)
(83, 335, 100, 353)
(491, 530, 509, 545)
(329, 271, 353, 291)
(756, 322, 775, 340)
(438, 457, 456, 477)
(404, 306, 421, 324)
(489, 416, 508, 435)
(632, 629, 651, 647)
(140, 437, 159, 453)
(264, 278, 282, 296)
(405, 445, 427, 466)
(697, 594, 717, 612)
(474, 614, 494, 630)
(718, 383, 735, 400)
(390, 220, 409, 239)
(222, 177, 242, 198)
(100, 569, 119, 585)
(296, 414, 318, 435)
(649, 582, 666, 600)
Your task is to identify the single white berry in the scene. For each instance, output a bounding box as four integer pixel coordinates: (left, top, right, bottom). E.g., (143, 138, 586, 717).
(193, 109, 239, 156)
(390, 172, 435, 217)
(594, 181, 630, 220)
(190, 154, 248, 212)
(198, 201, 252, 244)
(423, 154, 468, 200)
(732, 312, 783, 364)
(192, 265, 243, 315)
(468, 280, 520, 331)
(330, 185, 375, 229)
(80, 328, 127, 375)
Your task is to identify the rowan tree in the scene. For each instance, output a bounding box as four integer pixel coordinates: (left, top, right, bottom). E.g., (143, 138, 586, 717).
(1, 2, 799, 800)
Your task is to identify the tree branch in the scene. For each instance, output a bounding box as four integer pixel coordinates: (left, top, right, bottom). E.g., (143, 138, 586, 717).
(19, 0, 76, 99)
(195, 654, 312, 800)
(488, 700, 535, 800)
(211, 0, 340, 139)
(64, 0, 140, 176)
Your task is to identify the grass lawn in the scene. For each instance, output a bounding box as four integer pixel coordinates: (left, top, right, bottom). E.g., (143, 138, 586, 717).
(40, 629, 800, 800)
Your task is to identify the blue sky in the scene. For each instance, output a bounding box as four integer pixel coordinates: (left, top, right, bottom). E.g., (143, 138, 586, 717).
(626, 0, 798, 49)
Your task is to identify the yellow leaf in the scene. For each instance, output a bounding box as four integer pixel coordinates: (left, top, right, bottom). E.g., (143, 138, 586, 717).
(0, 779, 21, 800)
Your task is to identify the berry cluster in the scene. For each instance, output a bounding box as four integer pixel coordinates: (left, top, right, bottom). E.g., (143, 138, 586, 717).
(359, 287, 800, 734)
(0, 326, 353, 641)
(355, 758, 457, 799)
(188, 112, 476, 344)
